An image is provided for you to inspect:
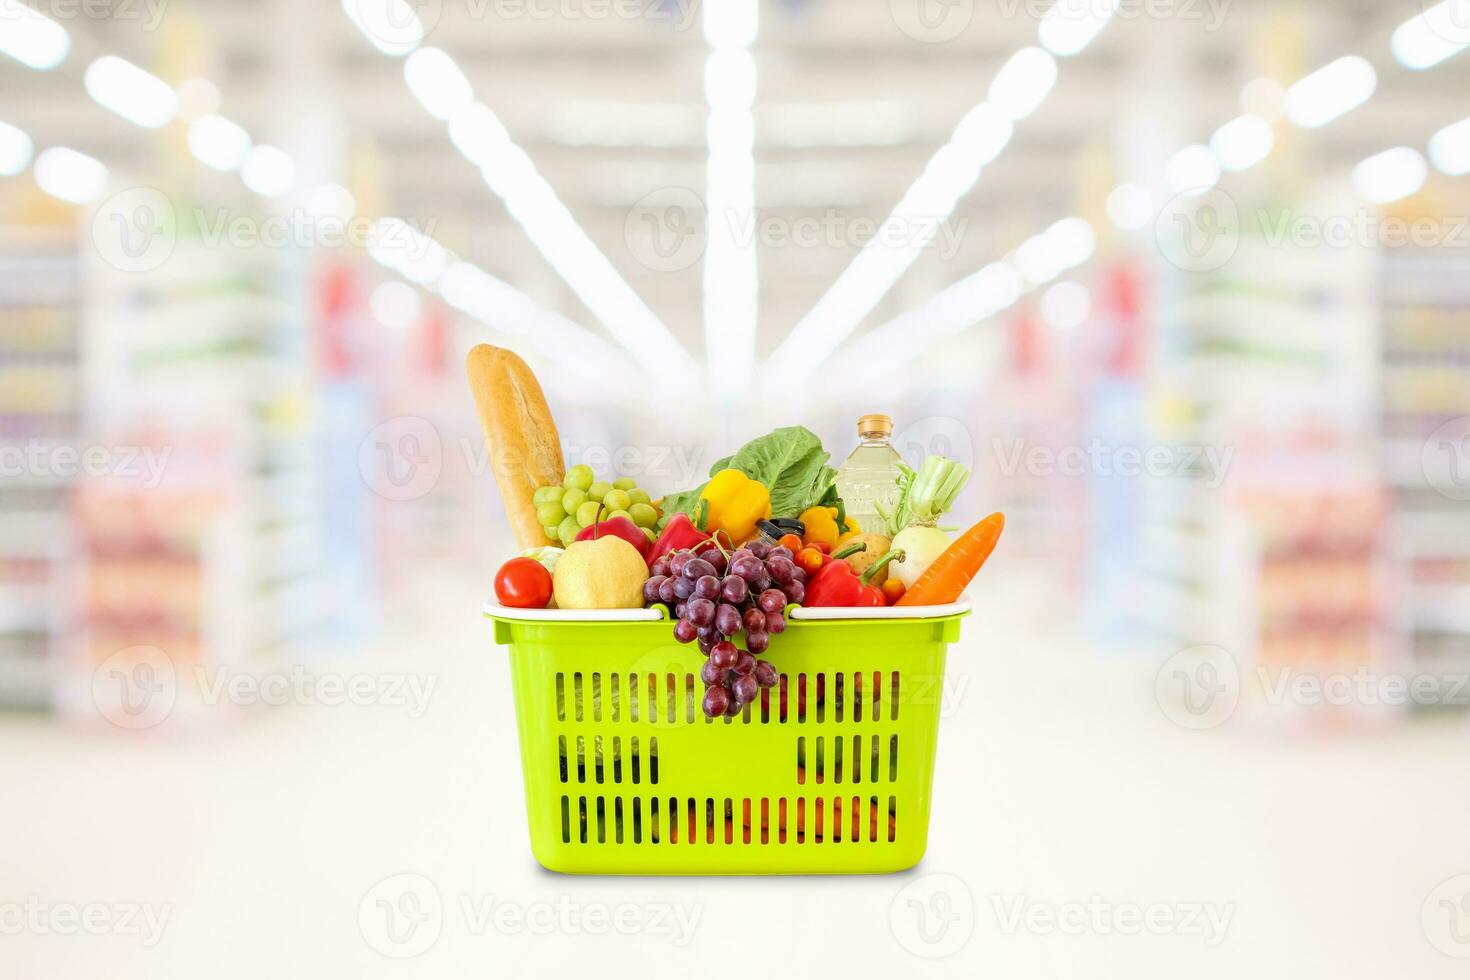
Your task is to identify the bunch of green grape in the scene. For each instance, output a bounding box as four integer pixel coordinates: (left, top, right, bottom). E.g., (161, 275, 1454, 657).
(533, 464, 661, 547)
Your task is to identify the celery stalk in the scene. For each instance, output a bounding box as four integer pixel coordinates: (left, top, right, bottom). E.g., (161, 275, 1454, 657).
(880, 455, 970, 536)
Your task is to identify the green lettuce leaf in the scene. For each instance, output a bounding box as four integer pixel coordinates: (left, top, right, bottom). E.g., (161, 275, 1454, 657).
(657, 485, 707, 526)
(658, 426, 838, 524)
(723, 427, 833, 517)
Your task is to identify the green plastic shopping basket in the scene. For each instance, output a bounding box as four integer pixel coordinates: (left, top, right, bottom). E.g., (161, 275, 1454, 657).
(486, 601, 970, 875)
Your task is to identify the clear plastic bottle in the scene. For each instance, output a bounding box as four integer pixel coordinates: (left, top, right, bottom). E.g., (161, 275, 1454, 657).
(835, 415, 903, 538)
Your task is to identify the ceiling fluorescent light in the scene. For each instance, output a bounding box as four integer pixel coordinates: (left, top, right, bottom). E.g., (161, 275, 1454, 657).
(1283, 56, 1377, 129)
(84, 56, 178, 129)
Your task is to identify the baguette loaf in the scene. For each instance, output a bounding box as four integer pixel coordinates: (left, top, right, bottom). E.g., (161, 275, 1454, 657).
(465, 344, 565, 549)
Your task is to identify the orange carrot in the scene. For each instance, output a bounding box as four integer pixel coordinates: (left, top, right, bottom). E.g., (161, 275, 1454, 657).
(895, 512, 1005, 606)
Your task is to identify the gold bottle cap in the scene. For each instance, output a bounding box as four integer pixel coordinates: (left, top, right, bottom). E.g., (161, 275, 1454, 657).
(858, 414, 893, 439)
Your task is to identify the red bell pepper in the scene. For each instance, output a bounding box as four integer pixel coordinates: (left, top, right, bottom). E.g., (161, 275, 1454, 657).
(646, 511, 711, 569)
(576, 507, 651, 559)
(804, 549, 906, 608)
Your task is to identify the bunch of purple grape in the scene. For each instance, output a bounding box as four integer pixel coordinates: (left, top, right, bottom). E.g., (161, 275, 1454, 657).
(643, 538, 808, 717)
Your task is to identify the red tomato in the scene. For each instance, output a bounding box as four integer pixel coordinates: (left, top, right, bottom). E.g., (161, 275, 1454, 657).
(494, 558, 552, 609)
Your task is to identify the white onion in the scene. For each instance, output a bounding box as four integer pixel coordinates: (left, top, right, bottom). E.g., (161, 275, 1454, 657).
(890, 526, 953, 588)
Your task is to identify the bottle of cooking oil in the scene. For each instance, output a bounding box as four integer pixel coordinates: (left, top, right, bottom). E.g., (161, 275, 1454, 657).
(835, 414, 903, 537)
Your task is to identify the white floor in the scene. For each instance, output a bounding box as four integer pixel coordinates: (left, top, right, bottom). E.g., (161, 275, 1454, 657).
(3, 567, 1468, 979)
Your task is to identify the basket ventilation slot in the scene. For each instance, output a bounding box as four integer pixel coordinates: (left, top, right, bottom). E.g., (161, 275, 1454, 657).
(559, 734, 659, 785)
(797, 735, 899, 784)
(554, 671, 901, 727)
(558, 795, 898, 846)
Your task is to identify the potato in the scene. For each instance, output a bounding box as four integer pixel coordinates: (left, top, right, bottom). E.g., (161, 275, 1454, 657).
(842, 533, 893, 582)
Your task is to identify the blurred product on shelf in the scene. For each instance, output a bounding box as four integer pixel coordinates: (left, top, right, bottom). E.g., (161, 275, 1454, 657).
(1132, 221, 1397, 727)
(1379, 245, 1470, 710)
(58, 233, 324, 723)
(0, 225, 80, 709)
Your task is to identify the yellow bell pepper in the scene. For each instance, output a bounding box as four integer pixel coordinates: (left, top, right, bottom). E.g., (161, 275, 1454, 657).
(799, 506, 860, 549)
(699, 470, 771, 543)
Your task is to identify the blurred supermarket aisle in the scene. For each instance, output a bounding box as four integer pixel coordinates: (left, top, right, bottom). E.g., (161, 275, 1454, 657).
(4, 0, 1470, 974)
(1, 559, 1466, 979)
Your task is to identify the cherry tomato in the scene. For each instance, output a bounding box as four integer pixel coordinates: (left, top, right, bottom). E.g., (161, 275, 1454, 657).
(880, 578, 906, 606)
(495, 557, 553, 609)
(777, 533, 803, 554)
(811, 541, 832, 556)
(795, 547, 826, 577)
